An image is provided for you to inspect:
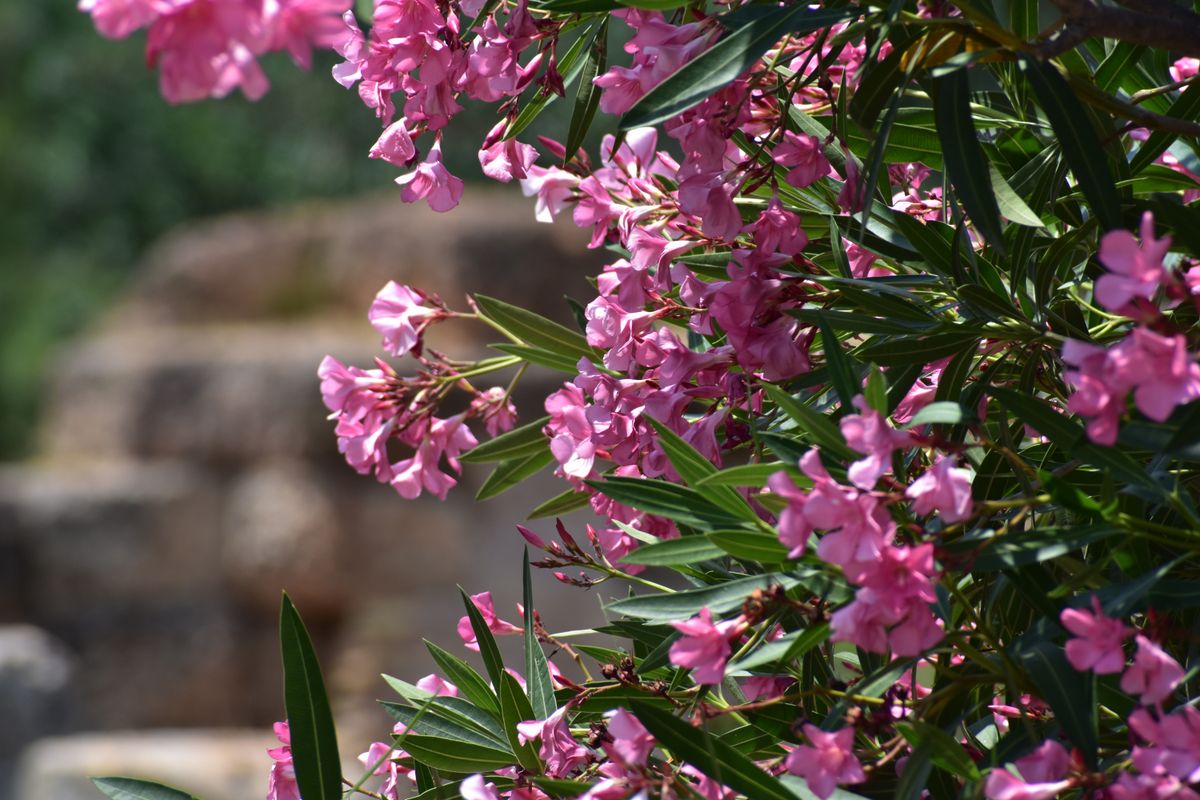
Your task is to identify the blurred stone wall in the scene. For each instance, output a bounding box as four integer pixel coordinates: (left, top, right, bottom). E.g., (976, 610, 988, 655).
(0, 188, 610, 800)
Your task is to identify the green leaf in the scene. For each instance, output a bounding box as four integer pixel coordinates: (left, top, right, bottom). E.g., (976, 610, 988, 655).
(563, 17, 607, 164)
(474, 295, 595, 361)
(397, 734, 516, 774)
(279, 594, 342, 800)
(498, 671, 542, 772)
(896, 721, 981, 780)
(856, 332, 979, 366)
(818, 319, 858, 410)
(849, 42, 908, 130)
(1017, 57, 1122, 230)
(380, 701, 512, 750)
(789, 308, 936, 335)
(706, 530, 790, 562)
(630, 702, 802, 800)
(605, 573, 805, 621)
(933, 69, 1005, 250)
(383, 676, 504, 739)
(422, 641, 501, 717)
(461, 416, 551, 463)
(697, 462, 794, 488)
(989, 163, 1044, 228)
(727, 623, 830, 672)
(584, 477, 750, 529)
(905, 401, 966, 427)
(506, 26, 596, 140)
(92, 779, 199, 800)
(950, 524, 1125, 572)
(527, 487, 591, 519)
(1014, 640, 1098, 766)
(762, 384, 855, 461)
(491, 343, 583, 374)
(643, 416, 755, 520)
(476, 449, 556, 500)
(621, 536, 727, 566)
(523, 550, 557, 720)
(620, 5, 856, 129)
(460, 589, 507, 691)
(1130, 77, 1200, 174)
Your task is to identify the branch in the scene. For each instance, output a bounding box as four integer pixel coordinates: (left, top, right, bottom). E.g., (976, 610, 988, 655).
(1038, 0, 1200, 58)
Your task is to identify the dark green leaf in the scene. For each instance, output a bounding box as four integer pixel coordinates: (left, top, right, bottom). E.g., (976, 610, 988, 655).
(630, 703, 801, 800)
(1013, 640, 1098, 766)
(707, 530, 790, 562)
(819, 319, 859, 410)
(563, 18, 607, 163)
(933, 69, 1005, 250)
(1018, 57, 1122, 230)
(474, 295, 595, 361)
(460, 589, 507, 691)
(279, 594, 343, 800)
(621, 536, 727, 566)
(620, 5, 856, 129)
(527, 488, 591, 519)
(397, 735, 516, 774)
(491, 343, 583, 373)
(476, 449, 556, 500)
(584, 477, 750, 529)
(506, 26, 596, 139)
(422, 641, 501, 717)
(380, 701, 512, 750)
(606, 573, 805, 621)
(896, 721, 981, 780)
(643, 416, 755, 520)
(461, 416, 551, 464)
(498, 671, 542, 772)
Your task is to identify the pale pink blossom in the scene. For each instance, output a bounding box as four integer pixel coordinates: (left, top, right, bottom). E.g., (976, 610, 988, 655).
(267, 0, 355, 69)
(516, 707, 591, 777)
(79, 0, 161, 39)
(839, 395, 912, 489)
(1060, 596, 1131, 674)
(603, 708, 654, 767)
(456, 591, 523, 650)
(415, 673, 459, 697)
(773, 131, 831, 189)
(396, 140, 464, 212)
(368, 282, 444, 357)
(369, 120, 417, 167)
(669, 608, 741, 684)
(1121, 635, 1185, 704)
(783, 725, 866, 800)
(459, 774, 502, 800)
(1095, 212, 1174, 312)
(905, 455, 974, 523)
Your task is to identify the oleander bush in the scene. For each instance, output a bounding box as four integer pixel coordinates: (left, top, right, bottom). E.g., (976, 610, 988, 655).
(83, 0, 1200, 797)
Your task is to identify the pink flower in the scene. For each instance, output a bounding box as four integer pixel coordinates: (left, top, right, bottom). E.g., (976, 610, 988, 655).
(357, 739, 407, 800)
(516, 707, 591, 777)
(267, 0, 355, 69)
(603, 708, 654, 767)
(905, 455, 974, 523)
(839, 395, 912, 489)
(983, 771, 1071, 800)
(773, 131, 831, 189)
(783, 725, 866, 800)
(368, 282, 444, 357)
(751, 196, 808, 256)
(369, 119, 417, 167)
(1095, 212, 1174, 313)
(459, 775, 502, 800)
(456, 591, 523, 650)
(767, 468, 813, 558)
(669, 608, 741, 684)
(79, 0, 161, 39)
(1121, 328, 1200, 422)
(1121, 635, 1185, 704)
(520, 165, 581, 222)
(1130, 706, 1200, 784)
(396, 139, 464, 212)
(415, 673, 459, 697)
(267, 722, 300, 800)
(1060, 596, 1131, 674)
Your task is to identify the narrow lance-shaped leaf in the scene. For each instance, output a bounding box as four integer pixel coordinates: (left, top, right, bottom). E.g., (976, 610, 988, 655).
(523, 549, 557, 720)
(92, 779, 200, 800)
(933, 69, 1005, 251)
(563, 17, 607, 164)
(280, 593, 343, 800)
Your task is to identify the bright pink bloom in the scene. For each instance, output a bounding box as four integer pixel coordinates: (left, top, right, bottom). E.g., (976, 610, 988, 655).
(459, 774, 502, 800)
(456, 591, 523, 651)
(1095, 212, 1174, 313)
(783, 725, 866, 800)
(669, 608, 740, 684)
(267, 0, 355, 69)
(369, 119, 417, 167)
(751, 196, 808, 256)
(773, 132, 831, 189)
(1121, 328, 1200, 422)
(144, 0, 271, 104)
(603, 708, 654, 767)
(983, 771, 1071, 800)
(358, 739, 407, 800)
(516, 707, 591, 777)
(267, 722, 300, 800)
(470, 387, 518, 437)
(1130, 706, 1200, 784)
(520, 166, 581, 222)
(415, 673, 459, 697)
(396, 140, 464, 212)
(839, 395, 912, 489)
(79, 0, 161, 39)
(905, 455, 974, 523)
(767, 468, 812, 558)
(1061, 338, 1128, 445)
(1060, 596, 1131, 674)
(368, 282, 444, 357)
(1121, 635, 1185, 704)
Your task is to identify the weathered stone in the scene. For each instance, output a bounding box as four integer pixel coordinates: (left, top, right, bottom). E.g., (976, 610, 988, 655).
(15, 730, 278, 800)
(0, 626, 72, 757)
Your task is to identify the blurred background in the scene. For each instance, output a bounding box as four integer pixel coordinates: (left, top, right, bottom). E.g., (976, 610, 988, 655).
(1, 7, 612, 799)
